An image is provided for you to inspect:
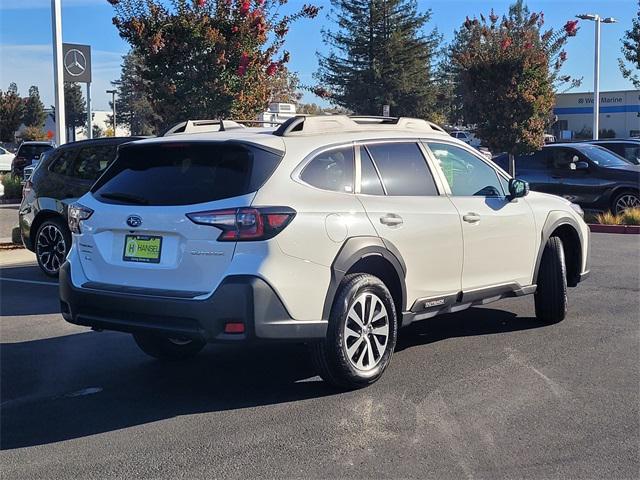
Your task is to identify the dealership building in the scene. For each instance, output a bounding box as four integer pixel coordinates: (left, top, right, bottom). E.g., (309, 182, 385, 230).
(553, 89, 640, 139)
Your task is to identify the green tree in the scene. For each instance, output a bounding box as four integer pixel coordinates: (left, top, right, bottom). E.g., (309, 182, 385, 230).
(619, 1, 640, 88)
(112, 51, 159, 135)
(109, 0, 319, 130)
(64, 83, 86, 135)
(23, 85, 46, 128)
(21, 125, 47, 141)
(316, 0, 441, 117)
(297, 102, 351, 115)
(451, 1, 580, 174)
(268, 68, 302, 104)
(49, 83, 87, 141)
(0, 83, 25, 142)
(92, 124, 104, 138)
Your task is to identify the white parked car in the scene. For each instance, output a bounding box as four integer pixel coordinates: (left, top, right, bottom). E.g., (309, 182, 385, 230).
(0, 146, 15, 173)
(450, 130, 482, 148)
(60, 116, 590, 388)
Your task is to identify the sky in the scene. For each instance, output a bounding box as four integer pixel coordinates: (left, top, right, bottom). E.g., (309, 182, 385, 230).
(0, 0, 637, 112)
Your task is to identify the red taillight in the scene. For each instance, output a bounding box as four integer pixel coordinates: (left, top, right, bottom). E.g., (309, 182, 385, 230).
(224, 322, 245, 334)
(186, 207, 296, 241)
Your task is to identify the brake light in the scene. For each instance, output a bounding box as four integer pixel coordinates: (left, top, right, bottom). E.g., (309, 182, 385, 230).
(186, 207, 296, 241)
(68, 203, 94, 234)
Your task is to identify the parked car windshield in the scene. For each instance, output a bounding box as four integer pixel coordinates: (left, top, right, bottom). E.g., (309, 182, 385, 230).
(92, 142, 283, 206)
(579, 145, 631, 168)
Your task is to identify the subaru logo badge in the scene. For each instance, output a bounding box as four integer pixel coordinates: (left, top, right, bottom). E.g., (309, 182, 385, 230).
(126, 215, 142, 228)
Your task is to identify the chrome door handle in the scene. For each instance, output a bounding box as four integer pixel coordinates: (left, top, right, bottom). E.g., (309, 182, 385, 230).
(380, 214, 403, 226)
(463, 213, 481, 223)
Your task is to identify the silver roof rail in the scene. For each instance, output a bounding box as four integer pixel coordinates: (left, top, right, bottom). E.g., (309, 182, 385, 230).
(162, 119, 246, 136)
(274, 115, 448, 136)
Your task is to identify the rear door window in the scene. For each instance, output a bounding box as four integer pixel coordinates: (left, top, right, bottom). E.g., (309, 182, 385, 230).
(50, 149, 79, 176)
(366, 142, 438, 196)
(92, 142, 282, 206)
(300, 146, 354, 193)
(73, 145, 117, 181)
(518, 150, 549, 170)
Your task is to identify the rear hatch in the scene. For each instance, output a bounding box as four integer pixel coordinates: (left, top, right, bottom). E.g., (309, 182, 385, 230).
(77, 140, 283, 295)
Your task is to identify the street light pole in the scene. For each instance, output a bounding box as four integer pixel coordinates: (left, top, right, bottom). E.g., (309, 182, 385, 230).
(576, 14, 617, 141)
(106, 89, 117, 134)
(593, 16, 600, 140)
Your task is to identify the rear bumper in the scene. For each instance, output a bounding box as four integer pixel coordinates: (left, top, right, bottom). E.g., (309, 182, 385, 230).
(59, 262, 327, 342)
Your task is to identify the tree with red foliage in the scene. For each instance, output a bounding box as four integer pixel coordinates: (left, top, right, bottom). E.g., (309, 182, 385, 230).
(452, 0, 580, 175)
(108, 0, 318, 129)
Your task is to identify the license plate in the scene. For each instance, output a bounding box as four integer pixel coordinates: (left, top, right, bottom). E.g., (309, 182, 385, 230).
(123, 235, 162, 263)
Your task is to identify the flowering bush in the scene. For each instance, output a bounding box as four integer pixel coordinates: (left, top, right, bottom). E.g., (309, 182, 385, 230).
(108, 0, 319, 127)
(452, 1, 580, 172)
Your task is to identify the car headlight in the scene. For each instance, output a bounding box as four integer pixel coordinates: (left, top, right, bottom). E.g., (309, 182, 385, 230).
(570, 203, 584, 218)
(68, 203, 94, 234)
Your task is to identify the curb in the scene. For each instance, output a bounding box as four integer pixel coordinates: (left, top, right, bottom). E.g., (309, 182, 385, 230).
(588, 224, 640, 234)
(0, 198, 21, 205)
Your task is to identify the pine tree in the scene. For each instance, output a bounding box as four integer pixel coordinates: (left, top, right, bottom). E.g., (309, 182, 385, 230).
(0, 83, 25, 142)
(23, 85, 46, 128)
(50, 83, 86, 141)
(316, 0, 441, 117)
(64, 83, 86, 132)
(112, 51, 159, 135)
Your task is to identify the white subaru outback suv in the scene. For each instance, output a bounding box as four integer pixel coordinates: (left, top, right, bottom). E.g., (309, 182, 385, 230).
(60, 116, 590, 388)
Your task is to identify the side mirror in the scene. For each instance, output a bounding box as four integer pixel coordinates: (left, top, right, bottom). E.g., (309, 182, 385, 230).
(574, 161, 589, 171)
(508, 178, 529, 200)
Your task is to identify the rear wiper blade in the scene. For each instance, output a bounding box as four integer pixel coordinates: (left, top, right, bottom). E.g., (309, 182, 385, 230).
(98, 192, 149, 205)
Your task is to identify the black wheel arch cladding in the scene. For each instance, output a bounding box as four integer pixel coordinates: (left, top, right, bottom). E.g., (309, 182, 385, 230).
(322, 236, 407, 320)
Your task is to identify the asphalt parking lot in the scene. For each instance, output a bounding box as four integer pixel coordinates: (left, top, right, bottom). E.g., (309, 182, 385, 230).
(1, 234, 638, 479)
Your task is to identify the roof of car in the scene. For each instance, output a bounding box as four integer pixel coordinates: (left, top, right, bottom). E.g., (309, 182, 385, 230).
(544, 142, 608, 149)
(19, 141, 54, 146)
(126, 116, 453, 153)
(589, 139, 640, 144)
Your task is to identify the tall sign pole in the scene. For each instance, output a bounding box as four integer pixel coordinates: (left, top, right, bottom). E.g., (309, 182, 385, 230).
(51, 0, 66, 145)
(87, 83, 92, 138)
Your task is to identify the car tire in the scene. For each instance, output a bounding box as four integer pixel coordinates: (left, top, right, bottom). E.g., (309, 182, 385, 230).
(612, 191, 640, 215)
(133, 333, 206, 361)
(534, 236, 567, 324)
(310, 273, 398, 389)
(35, 217, 71, 277)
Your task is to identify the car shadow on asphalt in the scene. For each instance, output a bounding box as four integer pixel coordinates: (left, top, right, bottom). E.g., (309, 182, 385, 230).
(0, 307, 542, 450)
(396, 307, 542, 351)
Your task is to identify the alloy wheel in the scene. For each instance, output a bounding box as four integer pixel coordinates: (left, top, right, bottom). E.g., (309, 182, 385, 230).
(343, 292, 390, 371)
(615, 194, 640, 215)
(36, 224, 67, 274)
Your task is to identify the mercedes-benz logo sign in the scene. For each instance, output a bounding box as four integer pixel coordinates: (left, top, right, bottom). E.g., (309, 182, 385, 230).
(63, 49, 87, 77)
(126, 215, 142, 228)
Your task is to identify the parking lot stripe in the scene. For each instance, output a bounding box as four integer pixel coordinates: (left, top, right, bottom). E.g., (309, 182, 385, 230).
(0, 277, 58, 286)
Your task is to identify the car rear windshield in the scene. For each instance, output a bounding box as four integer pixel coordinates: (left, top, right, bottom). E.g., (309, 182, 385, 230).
(91, 142, 283, 206)
(17, 144, 52, 159)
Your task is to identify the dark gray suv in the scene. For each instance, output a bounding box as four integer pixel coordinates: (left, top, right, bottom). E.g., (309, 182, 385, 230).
(19, 136, 143, 276)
